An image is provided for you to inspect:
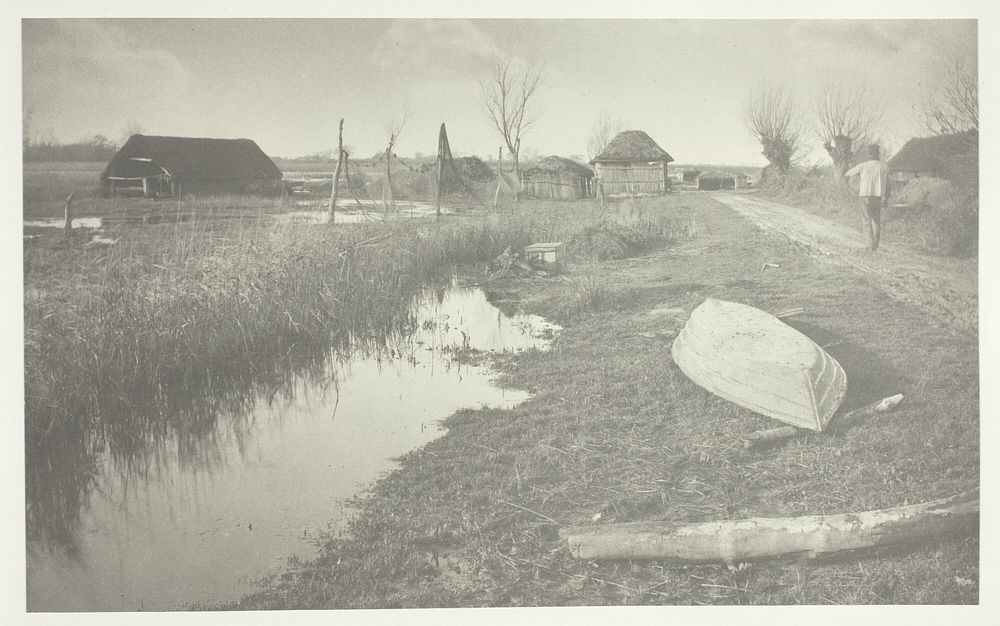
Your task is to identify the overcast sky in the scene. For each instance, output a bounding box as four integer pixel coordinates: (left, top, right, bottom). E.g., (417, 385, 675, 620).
(21, 18, 976, 165)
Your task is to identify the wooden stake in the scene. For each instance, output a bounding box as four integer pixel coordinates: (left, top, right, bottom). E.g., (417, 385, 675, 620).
(436, 123, 446, 217)
(383, 146, 393, 211)
(561, 489, 977, 563)
(330, 118, 344, 223)
(63, 192, 74, 239)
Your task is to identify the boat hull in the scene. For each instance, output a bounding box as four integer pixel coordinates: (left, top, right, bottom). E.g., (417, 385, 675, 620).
(671, 298, 847, 431)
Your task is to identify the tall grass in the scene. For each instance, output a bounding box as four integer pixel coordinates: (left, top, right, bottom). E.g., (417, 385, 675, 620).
(24, 198, 690, 544)
(759, 172, 978, 256)
(25, 199, 687, 426)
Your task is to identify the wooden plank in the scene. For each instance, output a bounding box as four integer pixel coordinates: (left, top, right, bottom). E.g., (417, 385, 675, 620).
(562, 489, 978, 563)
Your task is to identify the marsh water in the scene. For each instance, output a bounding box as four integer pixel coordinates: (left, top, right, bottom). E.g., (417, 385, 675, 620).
(26, 282, 558, 611)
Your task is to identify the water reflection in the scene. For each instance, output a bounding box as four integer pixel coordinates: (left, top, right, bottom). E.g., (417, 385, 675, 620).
(26, 281, 558, 611)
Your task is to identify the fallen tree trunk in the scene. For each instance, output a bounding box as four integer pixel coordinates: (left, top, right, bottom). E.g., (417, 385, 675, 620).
(561, 489, 977, 563)
(741, 394, 904, 450)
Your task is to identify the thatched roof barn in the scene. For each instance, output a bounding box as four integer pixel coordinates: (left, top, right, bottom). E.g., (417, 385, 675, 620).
(888, 131, 978, 184)
(100, 135, 283, 198)
(523, 155, 594, 200)
(590, 130, 674, 196)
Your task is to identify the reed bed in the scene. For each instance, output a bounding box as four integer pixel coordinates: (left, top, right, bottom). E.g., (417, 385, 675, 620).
(24, 198, 689, 541)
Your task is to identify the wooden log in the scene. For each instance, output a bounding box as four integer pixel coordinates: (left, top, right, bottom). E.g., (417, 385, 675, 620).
(741, 394, 903, 450)
(561, 489, 978, 563)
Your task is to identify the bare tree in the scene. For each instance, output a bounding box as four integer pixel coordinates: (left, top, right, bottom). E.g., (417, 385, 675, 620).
(480, 51, 544, 199)
(587, 112, 626, 162)
(742, 86, 803, 176)
(381, 114, 407, 210)
(815, 85, 885, 178)
(923, 58, 978, 136)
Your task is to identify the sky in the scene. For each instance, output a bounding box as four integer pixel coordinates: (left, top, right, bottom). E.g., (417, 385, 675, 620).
(21, 18, 977, 166)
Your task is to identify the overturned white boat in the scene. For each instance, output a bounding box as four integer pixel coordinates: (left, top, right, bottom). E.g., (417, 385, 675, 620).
(671, 298, 847, 431)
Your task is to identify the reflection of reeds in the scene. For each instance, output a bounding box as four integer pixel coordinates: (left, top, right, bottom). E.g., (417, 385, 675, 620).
(24, 199, 688, 548)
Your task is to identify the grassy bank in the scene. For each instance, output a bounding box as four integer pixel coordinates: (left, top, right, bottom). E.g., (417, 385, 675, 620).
(227, 193, 978, 608)
(24, 197, 688, 544)
(757, 172, 977, 257)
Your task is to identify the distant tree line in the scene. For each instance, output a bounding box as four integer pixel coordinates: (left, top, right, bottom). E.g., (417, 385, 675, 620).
(24, 134, 121, 162)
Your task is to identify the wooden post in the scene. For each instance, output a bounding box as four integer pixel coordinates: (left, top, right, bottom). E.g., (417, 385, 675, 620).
(330, 118, 344, 223)
(63, 193, 74, 239)
(561, 489, 978, 563)
(435, 123, 447, 217)
(434, 123, 490, 214)
(383, 146, 394, 212)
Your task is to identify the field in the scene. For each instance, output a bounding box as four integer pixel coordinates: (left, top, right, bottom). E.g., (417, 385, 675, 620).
(21, 166, 979, 608)
(23, 161, 106, 213)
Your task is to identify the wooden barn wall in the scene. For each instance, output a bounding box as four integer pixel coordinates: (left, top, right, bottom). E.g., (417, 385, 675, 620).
(595, 162, 668, 195)
(523, 172, 593, 200)
(175, 178, 285, 197)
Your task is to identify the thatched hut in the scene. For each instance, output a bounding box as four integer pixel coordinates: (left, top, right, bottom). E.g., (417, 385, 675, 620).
(888, 131, 978, 186)
(522, 156, 594, 200)
(590, 130, 674, 196)
(100, 135, 283, 198)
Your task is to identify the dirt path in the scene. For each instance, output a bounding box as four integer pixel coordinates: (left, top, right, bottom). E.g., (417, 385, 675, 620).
(713, 193, 978, 336)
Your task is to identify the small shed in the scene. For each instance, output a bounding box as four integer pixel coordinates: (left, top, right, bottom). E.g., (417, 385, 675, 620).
(590, 130, 674, 196)
(888, 131, 977, 186)
(523, 156, 594, 200)
(100, 134, 283, 198)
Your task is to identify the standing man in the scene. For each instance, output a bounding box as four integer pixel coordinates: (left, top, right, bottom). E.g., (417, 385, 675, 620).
(843, 145, 891, 251)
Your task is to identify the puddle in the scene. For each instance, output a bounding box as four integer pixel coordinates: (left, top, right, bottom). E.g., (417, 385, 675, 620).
(26, 282, 558, 611)
(285, 199, 454, 224)
(24, 217, 103, 229)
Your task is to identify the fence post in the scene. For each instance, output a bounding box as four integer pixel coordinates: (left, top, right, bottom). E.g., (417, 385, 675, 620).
(63, 193, 74, 239)
(330, 118, 344, 223)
